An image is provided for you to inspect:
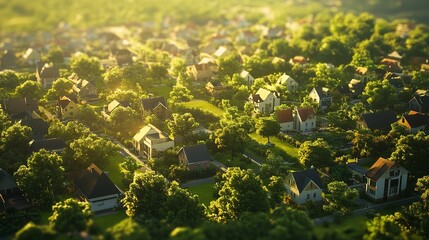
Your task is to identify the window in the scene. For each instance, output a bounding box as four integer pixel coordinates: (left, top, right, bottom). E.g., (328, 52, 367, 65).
(313, 193, 317, 198)
(369, 189, 375, 195)
(390, 179, 399, 195)
(389, 170, 400, 177)
(369, 179, 376, 188)
(307, 194, 310, 199)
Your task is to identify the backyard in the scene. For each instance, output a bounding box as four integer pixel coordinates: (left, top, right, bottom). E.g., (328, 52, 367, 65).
(187, 182, 215, 206)
(179, 99, 225, 117)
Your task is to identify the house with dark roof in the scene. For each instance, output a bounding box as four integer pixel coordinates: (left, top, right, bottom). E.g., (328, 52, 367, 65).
(397, 111, 429, 133)
(1, 168, 30, 211)
(20, 118, 49, 140)
(365, 157, 408, 201)
(140, 96, 168, 119)
(29, 138, 66, 153)
(132, 124, 174, 159)
(177, 144, 212, 171)
(380, 58, 402, 73)
(276, 108, 294, 132)
(360, 110, 397, 131)
(36, 63, 59, 89)
(409, 95, 429, 113)
(285, 168, 323, 204)
(295, 107, 316, 132)
(73, 164, 121, 212)
(248, 88, 281, 115)
(70, 75, 98, 100)
(0, 168, 17, 195)
(57, 96, 78, 119)
(309, 87, 333, 111)
(205, 81, 228, 96)
(1, 98, 38, 119)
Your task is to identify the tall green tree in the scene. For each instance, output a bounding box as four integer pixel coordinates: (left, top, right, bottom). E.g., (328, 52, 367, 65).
(0, 70, 20, 89)
(49, 198, 92, 234)
(323, 181, 358, 216)
(364, 215, 408, 240)
(105, 219, 151, 240)
(14, 150, 65, 208)
(70, 54, 104, 84)
(167, 113, 199, 143)
(211, 122, 249, 160)
(109, 106, 140, 138)
(14, 80, 41, 99)
(256, 119, 280, 143)
(209, 168, 269, 222)
(45, 78, 73, 100)
(363, 80, 398, 110)
(298, 138, 333, 168)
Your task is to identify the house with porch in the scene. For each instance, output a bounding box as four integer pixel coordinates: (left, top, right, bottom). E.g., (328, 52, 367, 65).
(132, 124, 174, 159)
(365, 157, 408, 201)
(285, 168, 323, 204)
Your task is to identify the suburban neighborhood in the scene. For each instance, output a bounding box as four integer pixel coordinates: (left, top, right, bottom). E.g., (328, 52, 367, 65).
(1, 0, 429, 239)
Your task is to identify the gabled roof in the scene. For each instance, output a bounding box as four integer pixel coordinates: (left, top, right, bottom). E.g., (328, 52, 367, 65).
(73, 164, 120, 199)
(141, 96, 167, 111)
(277, 74, 297, 85)
(387, 51, 402, 60)
(255, 88, 278, 101)
(347, 163, 367, 175)
(356, 67, 368, 75)
(410, 95, 429, 110)
(313, 87, 331, 98)
(365, 157, 403, 180)
(133, 124, 170, 142)
(297, 107, 315, 122)
(58, 96, 76, 109)
(29, 138, 66, 152)
(0, 168, 17, 191)
(240, 70, 252, 79)
(401, 112, 429, 128)
(277, 109, 294, 123)
(20, 118, 49, 139)
(1, 98, 38, 116)
(361, 110, 397, 131)
(106, 99, 131, 113)
(290, 168, 322, 193)
(179, 144, 212, 164)
(39, 64, 59, 78)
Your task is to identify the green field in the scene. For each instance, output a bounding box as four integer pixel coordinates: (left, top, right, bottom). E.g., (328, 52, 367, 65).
(187, 182, 215, 206)
(179, 99, 225, 117)
(249, 133, 299, 160)
(104, 153, 127, 190)
(93, 211, 128, 230)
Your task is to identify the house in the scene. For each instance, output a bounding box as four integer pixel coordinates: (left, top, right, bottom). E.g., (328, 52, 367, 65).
(354, 67, 373, 82)
(276, 108, 294, 132)
(348, 79, 365, 96)
(205, 81, 228, 95)
(397, 111, 429, 133)
(276, 74, 299, 92)
(248, 88, 281, 115)
(57, 96, 78, 119)
(365, 157, 408, 201)
(309, 87, 333, 111)
(29, 138, 66, 153)
(132, 124, 174, 159)
(22, 48, 41, 65)
(386, 51, 403, 62)
(102, 99, 132, 120)
(409, 95, 429, 113)
(112, 48, 133, 67)
(360, 110, 397, 131)
(240, 70, 254, 86)
(187, 57, 217, 81)
(1, 98, 38, 119)
(19, 118, 49, 140)
(36, 63, 60, 89)
(1, 50, 16, 69)
(236, 30, 258, 44)
(73, 164, 121, 212)
(289, 56, 308, 65)
(213, 46, 228, 58)
(140, 96, 168, 119)
(262, 26, 284, 39)
(0, 168, 17, 195)
(1, 168, 30, 211)
(285, 168, 323, 204)
(71, 77, 98, 100)
(295, 107, 316, 132)
(177, 144, 212, 171)
(380, 58, 402, 73)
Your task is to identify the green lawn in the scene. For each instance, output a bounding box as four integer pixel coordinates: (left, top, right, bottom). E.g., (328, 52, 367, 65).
(150, 83, 174, 97)
(214, 151, 260, 171)
(104, 153, 127, 190)
(249, 133, 299, 160)
(187, 182, 215, 206)
(179, 99, 225, 117)
(88, 100, 107, 113)
(314, 215, 368, 240)
(93, 211, 128, 230)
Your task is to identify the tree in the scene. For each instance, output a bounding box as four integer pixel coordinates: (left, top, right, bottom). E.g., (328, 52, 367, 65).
(169, 80, 193, 104)
(330, 164, 352, 182)
(75, 104, 102, 130)
(298, 138, 333, 168)
(364, 215, 408, 240)
(14, 150, 65, 208)
(69, 134, 119, 169)
(13, 222, 56, 240)
(47, 120, 91, 142)
(256, 119, 280, 143)
(0, 70, 20, 89)
(105, 219, 151, 240)
(0, 108, 11, 133)
(70, 54, 104, 84)
(14, 80, 41, 98)
(43, 47, 64, 65)
(268, 207, 314, 240)
(170, 58, 187, 78)
(217, 55, 242, 77)
(45, 78, 73, 100)
(122, 171, 169, 219)
(49, 198, 92, 234)
(363, 80, 398, 110)
(390, 132, 429, 178)
(267, 176, 286, 208)
(120, 157, 143, 187)
(149, 62, 168, 82)
(103, 66, 123, 90)
(209, 168, 269, 222)
(260, 152, 289, 180)
(0, 122, 32, 153)
(211, 122, 249, 160)
(165, 182, 205, 227)
(323, 181, 358, 215)
(109, 106, 140, 138)
(167, 113, 199, 143)
(318, 36, 352, 66)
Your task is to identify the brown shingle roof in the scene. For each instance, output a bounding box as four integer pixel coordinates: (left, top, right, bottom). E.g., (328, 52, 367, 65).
(277, 109, 293, 123)
(297, 107, 315, 122)
(365, 157, 401, 180)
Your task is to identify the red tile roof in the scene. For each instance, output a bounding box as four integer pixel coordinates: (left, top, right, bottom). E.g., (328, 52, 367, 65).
(276, 109, 293, 123)
(297, 107, 315, 122)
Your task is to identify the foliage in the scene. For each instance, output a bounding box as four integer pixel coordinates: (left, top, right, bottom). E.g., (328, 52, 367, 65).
(0, 70, 20, 89)
(298, 138, 333, 168)
(120, 157, 143, 187)
(13, 222, 56, 240)
(256, 118, 280, 143)
(45, 78, 73, 100)
(363, 80, 398, 110)
(108, 106, 141, 138)
(70, 53, 104, 84)
(14, 80, 41, 99)
(330, 164, 353, 182)
(47, 120, 91, 142)
(364, 215, 408, 240)
(266, 176, 286, 208)
(167, 113, 199, 143)
(323, 181, 359, 216)
(48, 198, 92, 234)
(211, 121, 250, 159)
(260, 152, 289, 181)
(105, 218, 151, 240)
(209, 167, 269, 222)
(14, 150, 65, 208)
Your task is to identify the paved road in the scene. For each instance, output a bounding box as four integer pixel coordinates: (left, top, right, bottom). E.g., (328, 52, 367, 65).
(242, 153, 262, 166)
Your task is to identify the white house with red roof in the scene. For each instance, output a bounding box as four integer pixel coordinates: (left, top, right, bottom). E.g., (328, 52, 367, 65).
(276, 108, 294, 131)
(295, 107, 316, 132)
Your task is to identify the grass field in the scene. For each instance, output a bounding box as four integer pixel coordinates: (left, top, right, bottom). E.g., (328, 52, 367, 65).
(187, 182, 215, 206)
(249, 133, 299, 160)
(179, 99, 225, 117)
(314, 215, 368, 240)
(93, 211, 128, 230)
(104, 152, 127, 190)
